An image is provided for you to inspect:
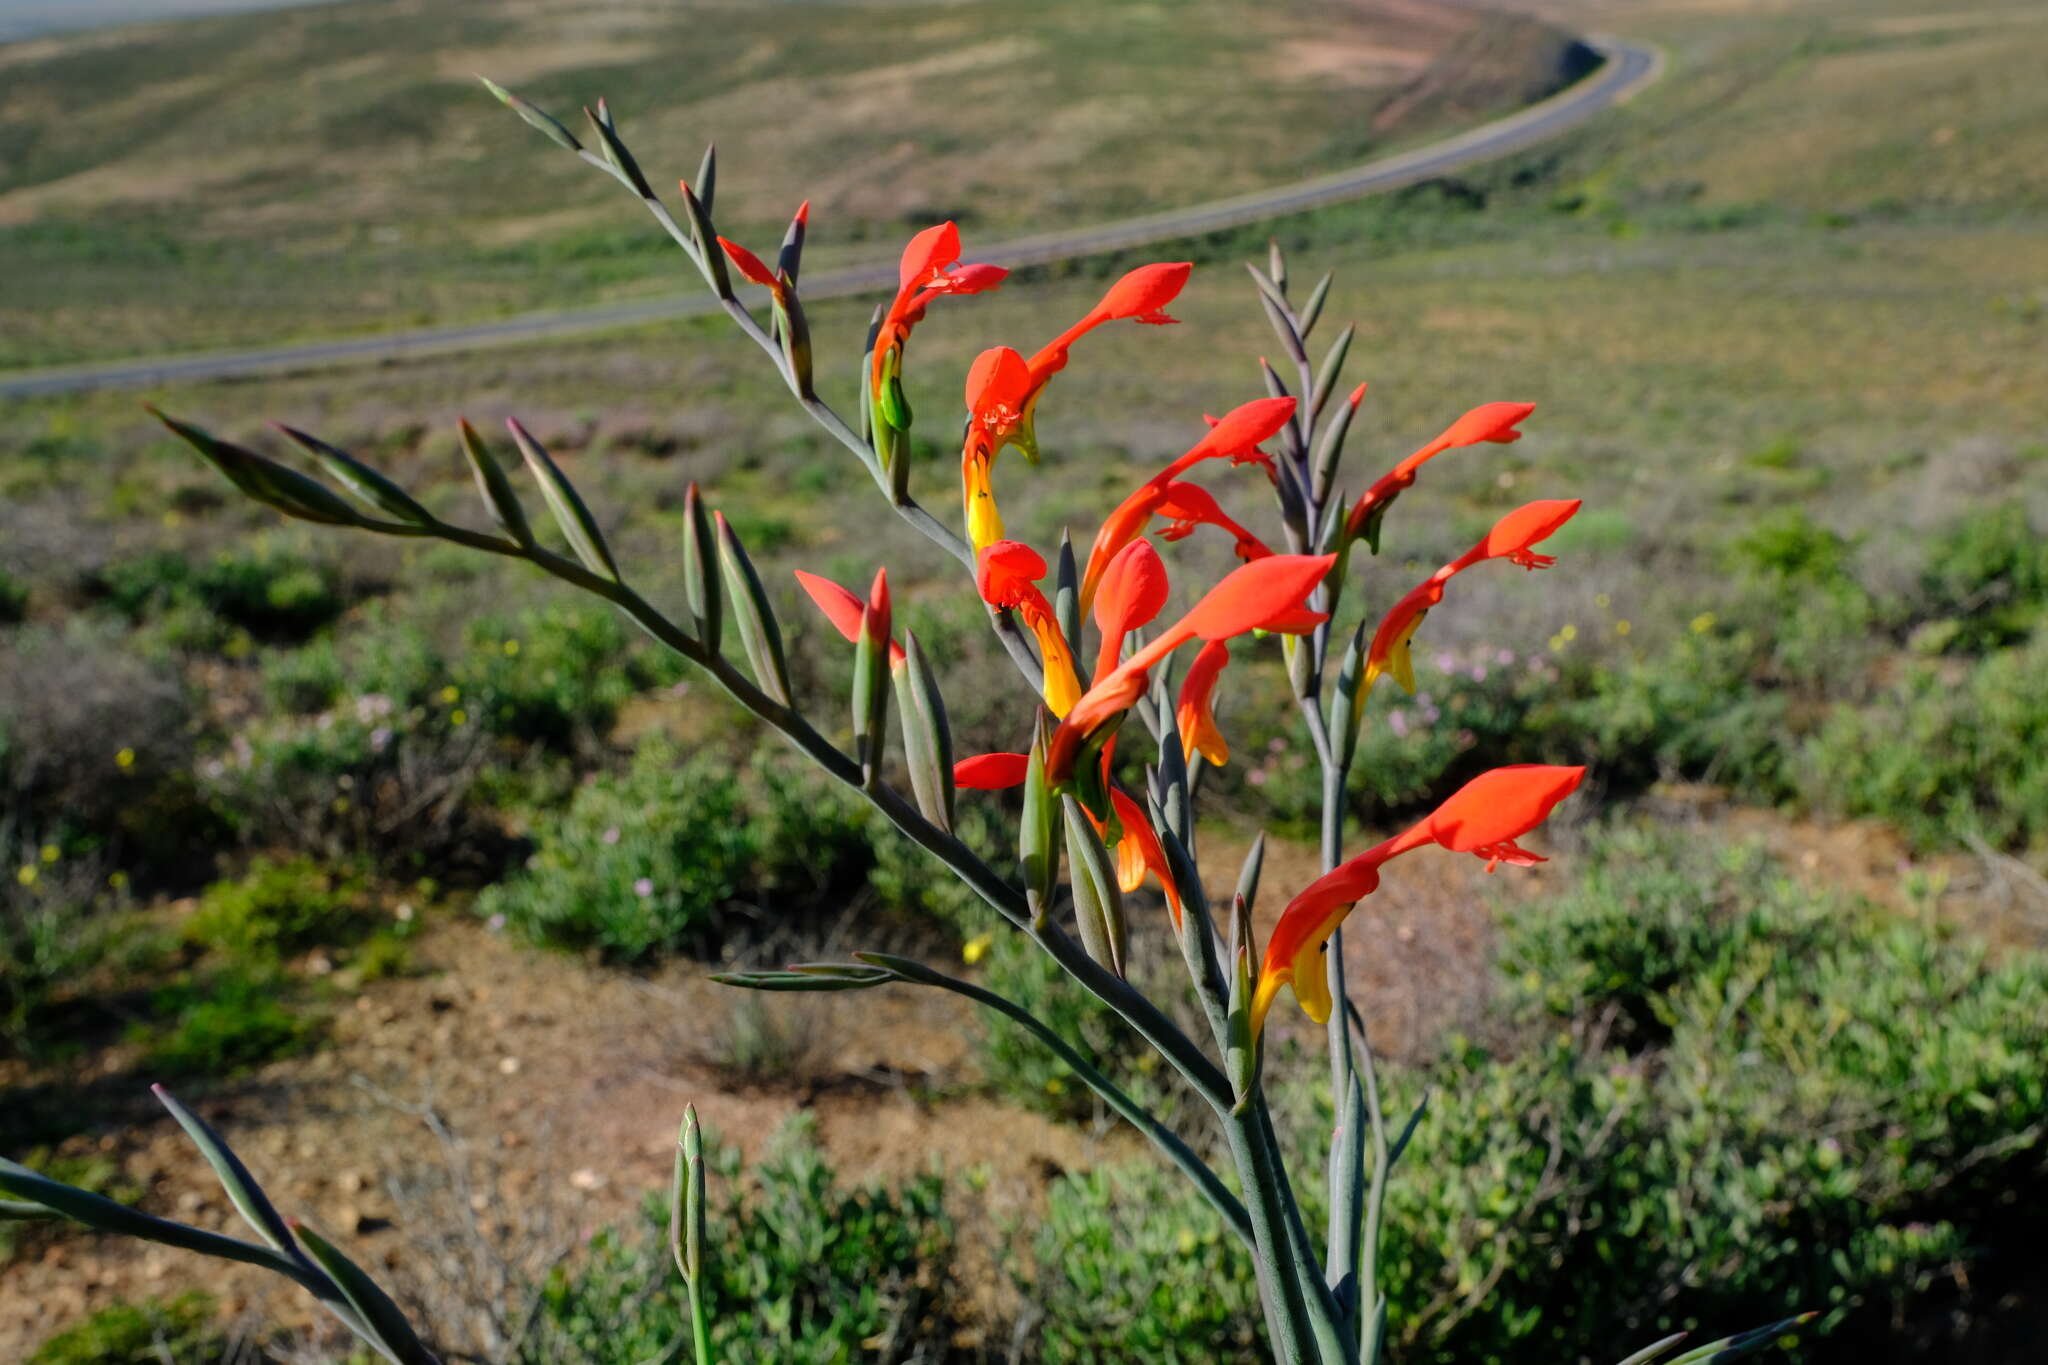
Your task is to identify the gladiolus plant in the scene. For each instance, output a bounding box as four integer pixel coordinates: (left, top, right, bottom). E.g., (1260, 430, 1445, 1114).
(0, 85, 1816, 1365)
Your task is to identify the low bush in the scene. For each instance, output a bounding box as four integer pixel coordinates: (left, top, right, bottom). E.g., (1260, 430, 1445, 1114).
(27, 1293, 230, 1365)
(93, 543, 348, 643)
(184, 855, 371, 961)
(1915, 501, 2048, 652)
(1021, 831, 2048, 1363)
(528, 1119, 956, 1364)
(480, 742, 874, 961)
(138, 964, 316, 1077)
(1795, 630, 2048, 852)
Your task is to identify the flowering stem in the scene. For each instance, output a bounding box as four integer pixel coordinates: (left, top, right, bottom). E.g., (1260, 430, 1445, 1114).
(1222, 1104, 1319, 1365)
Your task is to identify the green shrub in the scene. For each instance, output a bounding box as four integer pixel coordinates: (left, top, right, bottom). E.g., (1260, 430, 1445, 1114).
(139, 965, 314, 1076)
(28, 1293, 228, 1365)
(1024, 832, 2048, 1363)
(1917, 501, 2048, 651)
(94, 544, 346, 643)
(528, 1120, 955, 1364)
(1727, 507, 1851, 583)
(1796, 630, 2048, 851)
(185, 855, 369, 961)
(480, 742, 873, 960)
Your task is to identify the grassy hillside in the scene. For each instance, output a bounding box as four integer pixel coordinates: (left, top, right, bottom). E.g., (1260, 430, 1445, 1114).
(0, 0, 1583, 366)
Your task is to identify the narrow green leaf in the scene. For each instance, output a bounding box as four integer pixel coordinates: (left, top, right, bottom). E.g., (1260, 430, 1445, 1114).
(0, 1198, 53, 1221)
(1387, 1089, 1430, 1168)
(714, 512, 791, 705)
(275, 424, 434, 527)
(1666, 1312, 1817, 1364)
(0, 1159, 304, 1281)
(477, 76, 581, 151)
(895, 631, 955, 831)
(294, 1220, 437, 1365)
(1258, 291, 1309, 370)
(1613, 1332, 1689, 1365)
(1244, 259, 1291, 316)
(457, 418, 533, 546)
(709, 967, 892, 992)
(1063, 795, 1126, 978)
(1311, 383, 1363, 507)
(1326, 1072, 1367, 1281)
(152, 1084, 300, 1259)
(1331, 619, 1369, 774)
(583, 101, 654, 198)
(1224, 895, 1257, 1104)
(505, 417, 617, 579)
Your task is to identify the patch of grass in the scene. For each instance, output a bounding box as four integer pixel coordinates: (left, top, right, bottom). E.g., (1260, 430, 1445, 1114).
(185, 855, 371, 962)
(28, 1293, 229, 1365)
(138, 964, 317, 1077)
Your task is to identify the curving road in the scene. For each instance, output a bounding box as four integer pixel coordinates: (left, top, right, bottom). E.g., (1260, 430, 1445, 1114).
(0, 35, 1660, 400)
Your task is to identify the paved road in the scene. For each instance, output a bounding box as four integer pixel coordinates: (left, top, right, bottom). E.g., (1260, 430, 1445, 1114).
(0, 35, 1660, 399)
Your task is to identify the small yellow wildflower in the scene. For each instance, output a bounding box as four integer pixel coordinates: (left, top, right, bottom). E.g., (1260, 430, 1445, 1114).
(450, 708, 469, 726)
(1615, 620, 1632, 637)
(1559, 623, 1578, 642)
(16, 865, 35, 887)
(115, 747, 136, 769)
(39, 844, 59, 864)
(961, 933, 993, 966)
(438, 685, 461, 704)
(1690, 612, 1717, 634)
(1594, 593, 1612, 610)
(109, 871, 130, 890)
(502, 639, 520, 657)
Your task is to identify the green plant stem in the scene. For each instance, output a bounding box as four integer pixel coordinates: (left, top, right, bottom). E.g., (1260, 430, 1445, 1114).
(1222, 1104, 1319, 1365)
(686, 1274, 710, 1365)
(856, 952, 1253, 1248)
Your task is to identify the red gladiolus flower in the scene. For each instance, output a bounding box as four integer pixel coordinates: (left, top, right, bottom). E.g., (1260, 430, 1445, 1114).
(1090, 539, 1170, 682)
(871, 222, 1008, 430)
(1079, 396, 1296, 610)
(1176, 639, 1232, 766)
(1049, 554, 1334, 783)
(1252, 764, 1584, 1033)
(718, 236, 784, 299)
(794, 569, 906, 667)
(977, 541, 1082, 716)
(1362, 498, 1580, 695)
(954, 752, 1030, 789)
(1345, 401, 1536, 540)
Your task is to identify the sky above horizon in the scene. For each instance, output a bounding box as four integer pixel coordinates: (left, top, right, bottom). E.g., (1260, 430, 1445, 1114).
(0, 0, 336, 42)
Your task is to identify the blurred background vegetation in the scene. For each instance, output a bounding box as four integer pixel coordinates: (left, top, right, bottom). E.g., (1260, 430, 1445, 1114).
(1, 0, 2044, 1360)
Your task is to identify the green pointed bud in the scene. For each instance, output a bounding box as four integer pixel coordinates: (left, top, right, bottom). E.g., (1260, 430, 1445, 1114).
(779, 276, 816, 400)
(1273, 454, 1308, 535)
(477, 76, 582, 152)
(1331, 620, 1368, 772)
(275, 425, 434, 528)
(1283, 630, 1312, 702)
(1327, 1071, 1367, 1276)
(851, 569, 892, 787)
(1224, 895, 1258, 1106)
(682, 1106, 706, 1289)
(152, 410, 360, 527)
(584, 101, 653, 199)
(858, 306, 883, 446)
(683, 482, 721, 652)
(1055, 531, 1083, 663)
(1234, 832, 1266, 921)
(1309, 323, 1354, 433)
(1267, 238, 1287, 292)
(1298, 270, 1333, 338)
(505, 418, 617, 579)
(292, 1220, 433, 1362)
(714, 511, 792, 705)
(1062, 795, 1126, 979)
(777, 200, 808, 286)
(457, 418, 533, 547)
(1243, 260, 1292, 318)
(1019, 719, 1060, 927)
(1357, 493, 1397, 554)
(694, 143, 717, 217)
(1313, 382, 1366, 508)
(677, 180, 731, 298)
(895, 631, 955, 831)
(1155, 699, 1190, 846)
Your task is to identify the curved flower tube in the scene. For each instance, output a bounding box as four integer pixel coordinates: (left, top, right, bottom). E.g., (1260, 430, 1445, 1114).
(870, 221, 1007, 445)
(1090, 539, 1171, 682)
(1176, 639, 1232, 767)
(1079, 395, 1296, 611)
(1252, 764, 1586, 1034)
(1345, 400, 1537, 544)
(1362, 498, 1581, 696)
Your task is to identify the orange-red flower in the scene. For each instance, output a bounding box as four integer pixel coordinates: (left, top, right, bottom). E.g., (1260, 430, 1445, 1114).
(1176, 639, 1232, 767)
(1090, 539, 1170, 682)
(1252, 764, 1584, 1033)
(1050, 554, 1333, 784)
(1107, 786, 1182, 924)
(871, 222, 1007, 433)
(1079, 396, 1295, 611)
(794, 568, 907, 667)
(977, 540, 1082, 715)
(1362, 498, 1580, 696)
(1345, 401, 1536, 542)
